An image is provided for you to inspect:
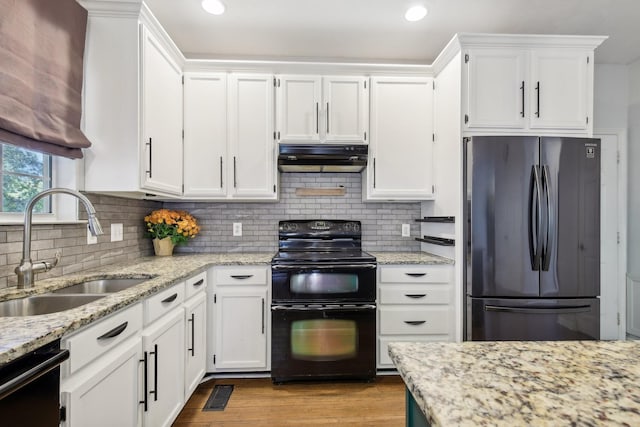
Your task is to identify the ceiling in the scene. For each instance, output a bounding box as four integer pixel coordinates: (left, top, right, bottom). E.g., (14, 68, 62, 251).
(145, 0, 640, 65)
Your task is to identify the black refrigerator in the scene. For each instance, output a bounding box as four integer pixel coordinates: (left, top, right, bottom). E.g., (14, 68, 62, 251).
(464, 136, 600, 341)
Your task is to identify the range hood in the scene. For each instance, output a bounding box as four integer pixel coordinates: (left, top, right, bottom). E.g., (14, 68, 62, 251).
(278, 144, 368, 173)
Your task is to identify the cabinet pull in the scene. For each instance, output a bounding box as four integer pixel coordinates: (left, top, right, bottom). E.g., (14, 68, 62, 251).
(161, 293, 178, 303)
(96, 321, 128, 340)
(220, 156, 223, 188)
(373, 158, 376, 188)
(231, 274, 253, 280)
(233, 156, 237, 188)
(261, 298, 265, 335)
(315, 102, 319, 134)
(326, 102, 329, 133)
(150, 344, 158, 401)
(405, 272, 427, 277)
(404, 294, 427, 299)
(146, 138, 152, 178)
(187, 313, 195, 357)
(520, 81, 525, 117)
(139, 352, 148, 412)
(193, 279, 204, 288)
(535, 81, 540, 118)
(404, 320, 426, 326)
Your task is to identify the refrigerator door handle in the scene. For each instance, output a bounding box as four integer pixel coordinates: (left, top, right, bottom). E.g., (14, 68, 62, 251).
(541, 165, 553, 271)
(485, 304, 592, 315)
(528, 165, 543, 270)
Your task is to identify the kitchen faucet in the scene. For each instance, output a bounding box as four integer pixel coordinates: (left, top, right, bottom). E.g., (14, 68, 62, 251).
(15, 188, 104, 288)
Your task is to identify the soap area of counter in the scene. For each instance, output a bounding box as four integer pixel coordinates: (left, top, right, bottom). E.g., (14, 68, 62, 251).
(389, 341, 640, 426)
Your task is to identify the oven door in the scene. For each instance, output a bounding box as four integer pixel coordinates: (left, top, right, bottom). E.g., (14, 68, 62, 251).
(271, 304, 376, 383)
(271, 263, 376, 303)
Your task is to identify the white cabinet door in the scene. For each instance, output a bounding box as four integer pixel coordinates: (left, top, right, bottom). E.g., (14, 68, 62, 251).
(140, 25, 183, 196)
(228, 73, 277, 199)
(276, 75, 322, 142)
(183, 73, 227, 197)
(323, 76, 369, 143)
(61, 337, 142, 427)
(464, 48, 527, 129)
(142, 308, 184, 427)
(184, 292, 207, 398)
(529, 49, 590, 130)
(366, 77, 434, 200)
(214, 288, 268, 370)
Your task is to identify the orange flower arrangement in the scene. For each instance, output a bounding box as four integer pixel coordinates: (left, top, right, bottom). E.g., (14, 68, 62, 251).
(144, 209, 200, 245)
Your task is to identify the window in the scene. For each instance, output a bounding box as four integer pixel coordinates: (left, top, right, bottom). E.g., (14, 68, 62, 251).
(0, 143, 52, 213)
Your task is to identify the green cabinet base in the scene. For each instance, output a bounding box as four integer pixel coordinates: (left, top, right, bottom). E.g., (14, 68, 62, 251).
(406, 387, 430, 427)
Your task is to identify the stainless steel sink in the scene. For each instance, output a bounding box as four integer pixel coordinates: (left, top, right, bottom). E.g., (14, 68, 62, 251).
(52, 277, 150, 294)
(0, 294, 105, 317)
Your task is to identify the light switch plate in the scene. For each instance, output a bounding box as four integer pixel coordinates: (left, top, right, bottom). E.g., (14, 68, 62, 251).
(233, 222, 242, 236)
(401, 224, 411, 237)
(111, 223, 123, 242)
(87, 226, 98, 245)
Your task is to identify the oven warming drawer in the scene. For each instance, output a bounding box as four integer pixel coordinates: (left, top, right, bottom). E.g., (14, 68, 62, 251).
(271, 304, 376, 383)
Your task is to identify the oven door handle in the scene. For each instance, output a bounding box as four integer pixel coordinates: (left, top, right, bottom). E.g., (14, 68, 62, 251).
(0, 349, 69, 400)
(272, 264, 377, 270)
(271, 304, 376, 311)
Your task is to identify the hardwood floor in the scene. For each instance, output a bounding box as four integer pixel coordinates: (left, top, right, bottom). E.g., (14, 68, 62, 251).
(173, 376, 406, 427)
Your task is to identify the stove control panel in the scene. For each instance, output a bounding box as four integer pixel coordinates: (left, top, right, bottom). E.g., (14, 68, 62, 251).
(278, 220, 361, 236)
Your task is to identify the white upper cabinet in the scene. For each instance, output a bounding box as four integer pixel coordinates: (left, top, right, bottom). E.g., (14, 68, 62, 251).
(182, 73, 277, 201)
(462, 40, 598, 135)
(140, 26, 184, 195)
(228, 74, 277, 200)
(464, 48, 527, 129)
(276, 75, 368, 144)
(364, 77, 434, 201)
(81, 3, 185, 198)
(183, 73, 227, 197)
(528, 49, 591, 130)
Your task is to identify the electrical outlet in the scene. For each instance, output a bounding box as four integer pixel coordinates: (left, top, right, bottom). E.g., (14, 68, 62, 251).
(401, 224, 411, 237)
(233, 222, 242, 237)
(111, 223, 123, 242)
(87, 226, 98, 245)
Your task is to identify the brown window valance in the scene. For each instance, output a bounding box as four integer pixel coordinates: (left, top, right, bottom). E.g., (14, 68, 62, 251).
(0, 0, 91, 159)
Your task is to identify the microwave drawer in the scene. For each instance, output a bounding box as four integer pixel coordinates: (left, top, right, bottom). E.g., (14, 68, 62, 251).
(379, 306, 451, 335)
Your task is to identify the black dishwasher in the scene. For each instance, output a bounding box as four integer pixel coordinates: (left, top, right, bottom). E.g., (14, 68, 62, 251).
(0, 339, 69, 427)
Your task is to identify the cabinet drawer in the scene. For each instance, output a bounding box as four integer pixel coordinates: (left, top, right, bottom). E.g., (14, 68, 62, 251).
(214, 266, 268, 286)
(62, 303, 143, 376)
(379, 306, 450, 335)
(185, 271, 207, 299)
(144, 282, 185, 325)
(378, 336, 446, 367)
(379, 285, 450, 305)
(379, 266, 451, 284)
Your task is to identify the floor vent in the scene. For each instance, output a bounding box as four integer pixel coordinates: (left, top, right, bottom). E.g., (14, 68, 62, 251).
(203, 384, 234, 411)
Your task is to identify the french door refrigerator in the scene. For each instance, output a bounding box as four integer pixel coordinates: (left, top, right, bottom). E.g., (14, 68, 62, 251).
(464, 136, 600, 341)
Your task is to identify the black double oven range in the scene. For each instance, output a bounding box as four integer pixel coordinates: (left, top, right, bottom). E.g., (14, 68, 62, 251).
(271, 220, 377, 383)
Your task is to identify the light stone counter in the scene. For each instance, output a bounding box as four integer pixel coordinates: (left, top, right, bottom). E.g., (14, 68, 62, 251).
(370, 252, 454, 265)
(0, 253, 272, 365)
(389, 341, 640, 426)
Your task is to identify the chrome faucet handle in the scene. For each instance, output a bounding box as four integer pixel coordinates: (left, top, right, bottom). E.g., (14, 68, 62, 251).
(44, 251, 62, 271)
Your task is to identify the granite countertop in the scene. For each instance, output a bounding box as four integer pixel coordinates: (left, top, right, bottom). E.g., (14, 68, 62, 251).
(370, 252, 454, 265)
(389, 341, 640, 426)
(0, 250, 448, 366)
(0, 253, 272, 365)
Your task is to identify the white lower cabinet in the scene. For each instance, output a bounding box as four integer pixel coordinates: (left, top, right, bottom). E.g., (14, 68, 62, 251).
(141, 282, 185, 427)
(60, 303, 143, 427)
(60, 272, 208, 427)
(208, 266, 270, 372)
(184, 289, 207, 397)
(377, 264, 454, 369)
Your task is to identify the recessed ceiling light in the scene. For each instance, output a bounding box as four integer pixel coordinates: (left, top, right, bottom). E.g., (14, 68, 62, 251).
(202, 0, 225, 15)
(405, 5, 427, 22)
